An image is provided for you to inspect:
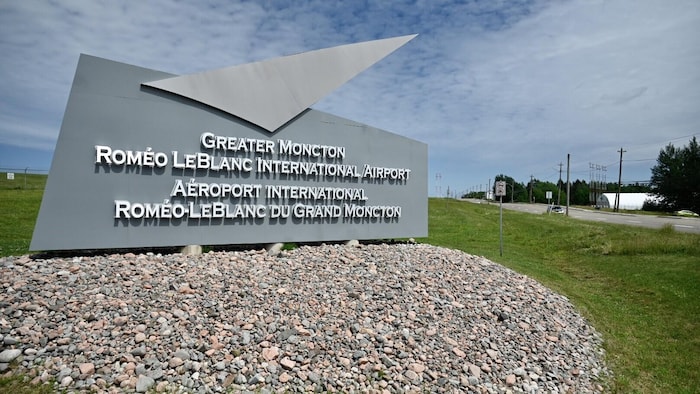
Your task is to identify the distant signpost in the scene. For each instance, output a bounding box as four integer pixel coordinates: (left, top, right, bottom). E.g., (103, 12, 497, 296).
(495, 181, 506, 256)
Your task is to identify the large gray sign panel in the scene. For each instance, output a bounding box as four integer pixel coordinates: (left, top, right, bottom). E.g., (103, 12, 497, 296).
(31, 37, 427, 251)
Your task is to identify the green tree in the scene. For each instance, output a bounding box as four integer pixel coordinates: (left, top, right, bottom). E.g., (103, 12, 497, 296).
(493, 174, 526, 202)
(621, 182, 651, 193)
(570, 179, 590, 205)
(524, 178, 559, 204)
(650, 137, 700, 212)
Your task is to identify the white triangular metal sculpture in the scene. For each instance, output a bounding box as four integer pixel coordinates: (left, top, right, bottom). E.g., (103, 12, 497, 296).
(143, 34, 417, 132)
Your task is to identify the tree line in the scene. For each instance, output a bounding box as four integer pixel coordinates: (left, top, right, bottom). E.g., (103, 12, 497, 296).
(461, 137, 699, 213)
(462, 176, 649, 206)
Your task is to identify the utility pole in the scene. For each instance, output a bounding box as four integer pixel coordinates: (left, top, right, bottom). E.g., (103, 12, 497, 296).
(529, 175, 534, 203)
(614, 148, 626, 212)
(435, 173, 442, 197)
(557, 162, 563, 205)
(488, 179, 491, 202)
(589, 163, 607, 207)
(510, 183, 514, 203)
(566, 154, 570, 215)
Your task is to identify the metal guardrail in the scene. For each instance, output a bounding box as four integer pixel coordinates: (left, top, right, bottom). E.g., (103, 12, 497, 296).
(0, 167, 49, 174)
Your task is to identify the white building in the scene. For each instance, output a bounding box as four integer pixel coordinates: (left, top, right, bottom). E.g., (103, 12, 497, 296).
(596, 193, 657, 210)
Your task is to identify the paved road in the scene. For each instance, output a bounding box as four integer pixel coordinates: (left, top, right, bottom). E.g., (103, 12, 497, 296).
(465, 199, 700, 234)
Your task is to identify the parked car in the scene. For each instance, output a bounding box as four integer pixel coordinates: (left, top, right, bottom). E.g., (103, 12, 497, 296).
(548, 205, 565, 214)
(675, 210, 699, 217)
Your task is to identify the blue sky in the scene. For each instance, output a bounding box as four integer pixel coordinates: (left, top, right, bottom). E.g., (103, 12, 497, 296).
(1, 0, 698, 196)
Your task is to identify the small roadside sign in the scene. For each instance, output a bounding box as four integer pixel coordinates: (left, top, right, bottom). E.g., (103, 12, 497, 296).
(495, 181, 506, 256)
(495, 181, 506, 197)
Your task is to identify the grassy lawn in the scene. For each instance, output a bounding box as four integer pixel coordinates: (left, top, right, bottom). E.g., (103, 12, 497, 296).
(0, 173, 45, 257)
(0, 374, 54, 394)
(421, 198, 699, 393)
(1, 177, 698, 393)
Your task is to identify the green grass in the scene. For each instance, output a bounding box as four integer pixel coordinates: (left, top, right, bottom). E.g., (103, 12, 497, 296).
(0, 172, 47, 190)
(1, 179, 698, 393)
(420, 198, 700, 393)
(0, 374, 55, 394)
(0, 173, 46, 257)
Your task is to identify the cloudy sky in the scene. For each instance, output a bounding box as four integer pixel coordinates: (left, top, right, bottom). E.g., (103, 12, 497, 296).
(1, 0, 698, 196)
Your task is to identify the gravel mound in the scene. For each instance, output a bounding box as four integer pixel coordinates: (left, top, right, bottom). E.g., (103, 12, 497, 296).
(0, 243, 608, 393)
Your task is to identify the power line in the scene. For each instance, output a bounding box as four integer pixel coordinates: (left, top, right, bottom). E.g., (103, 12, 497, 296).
(627, 133, 698, 148)
(435, 173, 442, 197)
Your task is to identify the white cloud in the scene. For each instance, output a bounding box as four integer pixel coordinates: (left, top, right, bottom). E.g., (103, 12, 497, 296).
(0, 0, 698, 191)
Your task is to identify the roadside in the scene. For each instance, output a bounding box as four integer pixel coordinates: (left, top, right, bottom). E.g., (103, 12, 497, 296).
(460, 198, 700, 234)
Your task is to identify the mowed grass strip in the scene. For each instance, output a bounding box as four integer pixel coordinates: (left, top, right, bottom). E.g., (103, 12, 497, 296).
(0, 173, 45, 257)
(421, 198, 699, 393)
(0, 177, 698, 393)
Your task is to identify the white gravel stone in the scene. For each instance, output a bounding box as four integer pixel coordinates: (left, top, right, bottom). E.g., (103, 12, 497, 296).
(136, 375, 155, 392)
(0, 243, 609, 392)
(0, 349, 21, 363)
